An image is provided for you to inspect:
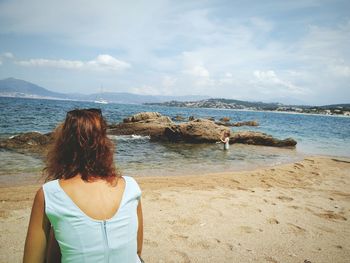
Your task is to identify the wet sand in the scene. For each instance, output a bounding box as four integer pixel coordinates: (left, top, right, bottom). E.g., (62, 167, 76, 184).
(1, 156, 349, 262)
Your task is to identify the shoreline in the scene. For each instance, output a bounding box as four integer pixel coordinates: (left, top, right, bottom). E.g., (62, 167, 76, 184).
(1, 155, 350, 262)
(2, 96, 349, 119)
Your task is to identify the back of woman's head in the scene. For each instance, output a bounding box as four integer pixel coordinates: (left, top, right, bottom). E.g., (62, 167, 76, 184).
(45, 108, 117, 181)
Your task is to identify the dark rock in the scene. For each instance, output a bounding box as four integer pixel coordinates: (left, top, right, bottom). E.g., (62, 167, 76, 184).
(108, 112, 173, 140)
(232, 121, 259, 127)
(188, 116, 195, 121)
(219, 117, 231, 122)
(216, 120, 259, 127)
(172, 115, 186, 121)
(230, 131, 296, 147)
(0, 132, 53, 156)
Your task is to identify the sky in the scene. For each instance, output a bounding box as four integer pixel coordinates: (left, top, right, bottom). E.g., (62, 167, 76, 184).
(0, 0, 349, 105)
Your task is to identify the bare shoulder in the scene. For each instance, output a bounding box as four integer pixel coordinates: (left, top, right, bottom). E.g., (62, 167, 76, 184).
(33, 187, 45, 208)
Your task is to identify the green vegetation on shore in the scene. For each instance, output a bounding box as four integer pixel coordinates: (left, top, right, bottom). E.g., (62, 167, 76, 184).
(145, 98, 350, 116)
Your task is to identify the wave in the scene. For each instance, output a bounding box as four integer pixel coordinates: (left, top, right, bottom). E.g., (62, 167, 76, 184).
(108, 134, 151, 141)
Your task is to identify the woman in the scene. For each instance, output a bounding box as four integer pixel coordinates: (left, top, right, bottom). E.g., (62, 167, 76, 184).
(220, 131, 230, 150)
(23, 108, 143, 263)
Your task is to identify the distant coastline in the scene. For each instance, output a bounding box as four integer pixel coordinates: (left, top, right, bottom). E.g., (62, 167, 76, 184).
(1, 77, 349, 117)
(145, 99, 350, 117)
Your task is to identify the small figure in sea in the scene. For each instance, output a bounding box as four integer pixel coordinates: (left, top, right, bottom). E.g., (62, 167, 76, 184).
(23, 108, 144, 263)
(220, 130, 231, 150)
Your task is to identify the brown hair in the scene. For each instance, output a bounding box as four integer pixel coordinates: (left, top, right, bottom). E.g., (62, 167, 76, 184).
(44, 108, 118, 181)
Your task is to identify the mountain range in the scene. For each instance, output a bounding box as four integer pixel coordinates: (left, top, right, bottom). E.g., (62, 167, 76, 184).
(0, 78, 209, 104)
(1, 78, 349, 115)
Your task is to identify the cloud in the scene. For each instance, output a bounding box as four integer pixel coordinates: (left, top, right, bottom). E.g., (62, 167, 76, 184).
(330, 64, 350, 77)
(3, 52, 14, 59)
(249, 17, 273, 32)
(0, 52, 15, 65)
(16, 58, 84, 69)
(185, 65, 210, 78)
(253, 70, 306, 94)
(15, 54, 130, 71)
(161, 76, 177, 88)
(86, 55, 131, 71)
(0, 1, 349, 104)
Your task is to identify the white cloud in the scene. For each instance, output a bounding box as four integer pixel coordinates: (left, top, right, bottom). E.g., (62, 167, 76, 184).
(253, 70, 306, 94)
(185, 66, 210, 77)
(15, 54, 130, 72)
(0, 52, 15, 65)
(330, 64, 350, 77)
(249, 17, 273, 32)
(16, 58, 84, 69)
(161, 76, 177, 88)
(86, 55, 131, 71)
(3, 52, 14, 59)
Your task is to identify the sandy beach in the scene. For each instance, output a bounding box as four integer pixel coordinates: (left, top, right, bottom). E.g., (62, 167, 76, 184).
(1, 156, 349, 263)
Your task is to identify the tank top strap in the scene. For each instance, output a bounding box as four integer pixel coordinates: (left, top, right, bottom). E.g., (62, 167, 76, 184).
(122, 176, 142, 202)
(43, 179, 75, 220)
(42, 180, 61, 202)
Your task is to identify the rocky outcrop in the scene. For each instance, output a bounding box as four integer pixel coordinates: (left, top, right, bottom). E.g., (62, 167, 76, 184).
(0, 112, 297, 156)
(122, 112, 172, 123)
(109, 112, 296, 147)
(216, 120, 259, 127)
(172, 115, 186, 121)
(0, 132, 53, 156)
(219, 117, 231, 122)
(230, 131, 296, 147)
(108, 112, 173, 139)
(164, 119, 228, 143)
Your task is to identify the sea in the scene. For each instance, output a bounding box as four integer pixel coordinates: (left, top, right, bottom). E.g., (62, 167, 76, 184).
(1, 97, 350, 184)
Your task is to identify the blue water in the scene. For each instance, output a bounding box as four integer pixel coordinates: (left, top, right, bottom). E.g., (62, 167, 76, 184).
(0, 97, 349, 179)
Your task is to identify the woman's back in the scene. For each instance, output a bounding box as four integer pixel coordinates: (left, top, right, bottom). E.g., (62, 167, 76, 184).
(58, 175, 125, 221)
(43, 175, 141, 263)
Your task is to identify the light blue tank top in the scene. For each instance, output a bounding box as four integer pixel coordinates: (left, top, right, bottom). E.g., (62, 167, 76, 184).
(43, 176, 141, 263)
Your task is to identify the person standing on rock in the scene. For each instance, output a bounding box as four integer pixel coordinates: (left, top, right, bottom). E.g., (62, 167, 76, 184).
(220, 131, 230, 150)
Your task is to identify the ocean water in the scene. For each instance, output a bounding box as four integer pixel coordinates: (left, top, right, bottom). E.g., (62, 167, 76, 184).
(0, 97, 349, 181)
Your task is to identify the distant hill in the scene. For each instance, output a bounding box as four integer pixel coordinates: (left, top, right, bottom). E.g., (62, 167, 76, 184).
(146, 98, 350, 116)
(0, 78, 68, 99)
(146, 98, 282, 110)
(0, 77, 209, 103)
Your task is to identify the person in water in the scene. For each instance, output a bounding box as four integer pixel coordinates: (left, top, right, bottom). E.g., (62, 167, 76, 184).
(220, 130, 230, 150)
(23, 108, 144, 263)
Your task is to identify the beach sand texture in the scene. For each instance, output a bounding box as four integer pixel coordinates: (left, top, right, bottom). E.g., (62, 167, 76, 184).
(1, 156, 349, 263)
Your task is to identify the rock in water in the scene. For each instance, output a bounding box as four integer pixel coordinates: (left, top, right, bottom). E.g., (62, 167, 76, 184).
(164, 119, 229, 143)
(215, 120, 259, 127)
(108, 112, 173, 140)
(0, 132, 53, 156)
(230, 131, 296, 147)
(123, 112, 170, 123)
(0, 112, 297, 157)
(109, 112, 296, 147)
